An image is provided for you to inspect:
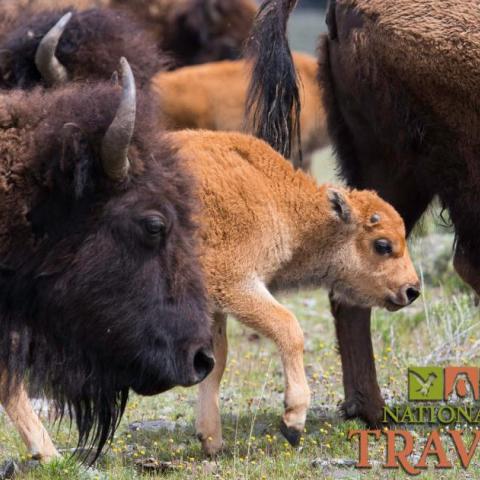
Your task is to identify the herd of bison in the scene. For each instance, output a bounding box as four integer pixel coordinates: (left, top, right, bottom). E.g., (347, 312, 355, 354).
(0, 0, 476, 469)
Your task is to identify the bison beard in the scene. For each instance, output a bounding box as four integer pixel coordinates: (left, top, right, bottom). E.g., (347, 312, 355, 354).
(0, 80, 210, 459)
(0, 8, 165, 89)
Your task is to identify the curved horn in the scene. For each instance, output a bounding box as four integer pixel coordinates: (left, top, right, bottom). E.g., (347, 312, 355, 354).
(34, 12, 72, 85)
(101, 57, 136, 181)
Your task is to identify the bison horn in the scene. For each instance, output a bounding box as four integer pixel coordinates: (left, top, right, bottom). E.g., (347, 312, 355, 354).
(101, 57, 136, 181)
(34, 12, 72, 85)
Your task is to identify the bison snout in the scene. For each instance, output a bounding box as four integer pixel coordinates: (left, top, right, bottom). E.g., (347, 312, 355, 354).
(404, 285, 421, 304)
(183, 346, 215, 386)
(387, 284, 420, 310)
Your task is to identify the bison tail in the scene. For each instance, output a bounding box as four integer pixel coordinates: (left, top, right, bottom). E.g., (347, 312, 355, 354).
(245, 0, 302, 166)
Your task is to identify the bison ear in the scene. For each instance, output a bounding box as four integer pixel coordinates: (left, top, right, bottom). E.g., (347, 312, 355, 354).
(60, 122, 93, 199)
(327, 188, 353, 223)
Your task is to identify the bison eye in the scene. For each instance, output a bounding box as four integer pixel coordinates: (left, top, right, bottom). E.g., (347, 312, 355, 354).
(143, 216, 166, 236)
(374, 238, 392, 256)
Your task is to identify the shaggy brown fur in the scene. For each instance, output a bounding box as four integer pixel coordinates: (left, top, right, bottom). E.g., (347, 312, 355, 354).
(0, 8, 163, 88)
(168, 129, 419, 454)
(321, 0, 480, 427)
(1, 0, 257, 68)
(111, 0, 257, 67)
(0, 81, 212, 460)
(246, 0, 480, 431)
(152, 52, 328, 170)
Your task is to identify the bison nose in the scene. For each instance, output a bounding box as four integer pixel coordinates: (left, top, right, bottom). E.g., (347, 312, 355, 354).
(193, 347, 215, 381)
(405, 285, 420, 304)
(182, 346, 215, 386)
(396, 284, 420, 306)
(387, 284, 420, 310)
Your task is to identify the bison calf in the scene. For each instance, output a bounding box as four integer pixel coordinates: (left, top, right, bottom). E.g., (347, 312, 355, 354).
(152, 52, 327, 170)
(168, 130, 420, 455)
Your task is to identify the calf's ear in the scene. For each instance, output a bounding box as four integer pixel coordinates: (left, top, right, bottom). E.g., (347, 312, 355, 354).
(327, 188, 353, 223)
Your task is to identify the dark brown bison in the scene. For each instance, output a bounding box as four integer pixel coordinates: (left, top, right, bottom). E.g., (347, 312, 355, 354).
(0, 8, 163, 89)
(0, 59, 213, 460)
(154, 0, 258, 67)
(245, 0, 467, 427)
(1, 0, 257, 69)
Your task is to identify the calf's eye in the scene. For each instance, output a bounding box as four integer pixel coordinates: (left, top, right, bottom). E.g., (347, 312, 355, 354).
(374, 238, 392, 255)
(143, 216, 166, 236)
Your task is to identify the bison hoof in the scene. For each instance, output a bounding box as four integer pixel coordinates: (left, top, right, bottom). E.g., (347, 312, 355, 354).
(339, 398, 383, 428)
(339, 399, 360, 419)
(279, 420, 302, 447)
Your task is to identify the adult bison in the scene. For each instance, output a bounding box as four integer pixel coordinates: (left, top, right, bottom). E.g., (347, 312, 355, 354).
(0, 8, 163, 89)
(0, 59, 213, 460)
(120, 0, 258, 68)
(246, 0, 480, 427)
(0, 0, 257, 68)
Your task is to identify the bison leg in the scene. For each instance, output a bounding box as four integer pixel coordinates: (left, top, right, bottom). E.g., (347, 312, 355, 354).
(223, 280, 310, 446)
(330, 301, 383, 426)
(0, 376, 59, 461)
(330, 181, 432, 427)
(196, 312, 228, 456)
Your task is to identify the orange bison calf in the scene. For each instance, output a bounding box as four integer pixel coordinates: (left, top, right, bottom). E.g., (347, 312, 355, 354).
(153, 52, 327, 170)
(168, 130, 420, 455)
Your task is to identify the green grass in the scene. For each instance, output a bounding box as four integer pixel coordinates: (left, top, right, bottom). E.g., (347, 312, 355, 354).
(2, 150, 480, 479)
(5, 274, 480, 479)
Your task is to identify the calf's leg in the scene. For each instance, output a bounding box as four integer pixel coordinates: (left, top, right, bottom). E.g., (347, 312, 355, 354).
(196, 312, 228, 456)
(222, 280, 310, 447)
(0, 374, 59, 461)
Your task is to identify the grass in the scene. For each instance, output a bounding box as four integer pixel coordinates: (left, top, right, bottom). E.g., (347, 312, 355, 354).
(1, 150, 480, 479)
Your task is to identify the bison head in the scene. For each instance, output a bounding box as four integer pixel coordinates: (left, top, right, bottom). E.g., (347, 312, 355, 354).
(161, 0, 257, 67)
(326, 188, 420, 311)
(0, 8, 162, 89)
(0, 59, 212, 456)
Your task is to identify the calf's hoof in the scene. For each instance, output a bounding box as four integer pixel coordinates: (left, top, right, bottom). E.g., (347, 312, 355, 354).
(197, 432, 223, 457)
(279, 420, 302, 447)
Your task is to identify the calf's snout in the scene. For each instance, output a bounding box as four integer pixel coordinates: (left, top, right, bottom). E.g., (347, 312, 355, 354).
(404, 285, 420, 304)
(389, 283, 421, 308)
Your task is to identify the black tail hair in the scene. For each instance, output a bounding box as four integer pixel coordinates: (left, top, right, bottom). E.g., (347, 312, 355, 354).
(245, 0, 302, 166)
